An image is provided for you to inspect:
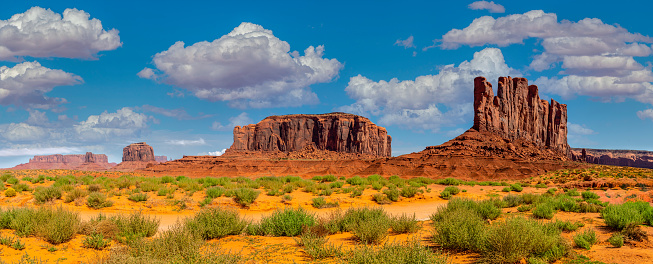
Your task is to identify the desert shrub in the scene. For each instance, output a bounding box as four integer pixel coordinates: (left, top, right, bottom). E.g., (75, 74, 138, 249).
(3, 207, 80, 244)
(439, 190, 452, 200)
(259, 207, 316, 237)
(620, 222, 648, 241)
(346, 239, 448, 264)
(533, 203, 555, 219)
(352, 215, 390, 244)
(12, 183, 30, 192)
(565, 188, 581, 196)
(510, 183, 523, 192)
(83, 233, 111, 249)
(33, 186, 63, 203)
(4, 188, 16, 197)
(436, 178, 462, 186)
(127, 192, 148, 202)
(322, 175, 337, 182)
(205, 186, 225, 199)
(581, 191, 600, 200)
(517, 204, 533, 212)
(548, 220, 583, 232)
(346, 176, 367, 186)
(400, 187, 418, 198)
(232, 188, 260, 207)
(535, 183, 547, 188)
(503, 194, 524, 207)
(87, 184, 102, 192)
(329, 181, 345, 189)
(64, 188, 88, 203)
(87, 192, 113, 209)
(157, 188, 171, 197)
(372, 193, 392, 204)
(160, 175, 175, 184)
(644, 207, 653, 226)
(111, 212, 159, 244)
(296, 232, 343, 259)
(184, 208, 246, 239)
(521, 193, 540, 204)
(579, 202, 604, 213)
(318, 188, 333, 196)
(383, 188, 400, 202)
(6, 177, 18, 185)
(546, 188, 558, 195)
(350, 188, 363, 198)
(390, 213, 420, 234)
(432, 198, 500, 221)
(573, 228, 597, 250)
(554, 195, 580, 212)
(282, 194, 293, 202)
(312, 197, 338, 209)
(482, 217, 568, 264)
(601, 201, 649, 229)
(443, 186, 460, 195)
(608, 233, 624, 248)
(431, 207, 485, 251)
(501, 187, 512, 192)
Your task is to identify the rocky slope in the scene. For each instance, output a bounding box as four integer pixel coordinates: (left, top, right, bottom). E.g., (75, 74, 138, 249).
(11, 153, 115, 170)
(572, 148, 653, 169)
(229, 113, 391, 157)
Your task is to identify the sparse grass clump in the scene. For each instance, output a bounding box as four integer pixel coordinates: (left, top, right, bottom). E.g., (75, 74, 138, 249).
(0, 207, 80, 244)
(608, 233, 624, 248)
(205, 186, 225, 199)
(296, 232, 343, 259)
(33, 186, 63, 203)
(259, 207, 316, 237)
(127, 192, 148, 202)
(389, 213, 420, 234)
(533, 203, 555, 219)
(111, 212, 159, 244)
(232, 188, 260, 207)
(86, 192, 113, 209)
(184, 208, 247, 239)
(346, 239, 448, 264)
(64, 188, 88, 203)
(573, 228, 598, 250)
(431, 207, 485, 251)
(601, 201, 650, 230)
(83, 233, 110, 250)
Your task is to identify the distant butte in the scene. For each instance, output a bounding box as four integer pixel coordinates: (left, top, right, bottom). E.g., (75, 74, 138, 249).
(572, 148, 653, 169)
(11, 152, 116, 171)
(142, 76, 585, 179)
(112, 142, 163, 171)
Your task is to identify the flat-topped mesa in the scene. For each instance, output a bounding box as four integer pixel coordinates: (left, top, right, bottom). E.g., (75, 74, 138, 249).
(473, 76, 569, 156)
(31, 153, 109, 164)
(122, 142, 155, 162)
(229, 112, 392, 157)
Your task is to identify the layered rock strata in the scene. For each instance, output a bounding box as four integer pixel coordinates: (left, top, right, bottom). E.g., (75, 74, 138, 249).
(572, 148, 653, 169)
(229, 113, 392, 157)
(11, 152, 115, 170)
(112, 142, 159, 171)
(473, 76, 569, 156)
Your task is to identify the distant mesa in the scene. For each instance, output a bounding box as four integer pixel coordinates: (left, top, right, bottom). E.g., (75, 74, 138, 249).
(11, 152, 116, 171)
(227, 112, 392, 158)
(572, 148, 653, 169)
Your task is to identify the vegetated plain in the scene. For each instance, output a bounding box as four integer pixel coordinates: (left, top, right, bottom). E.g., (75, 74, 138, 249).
(0, 166, 650, 263)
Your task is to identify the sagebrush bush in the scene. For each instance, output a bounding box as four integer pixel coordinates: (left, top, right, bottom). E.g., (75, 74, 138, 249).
(431, 207, 485, 251)
(346, 239, 448, 264)
(296, 232, 343, 259)
(533, 203, 555, 219)
(548, 220, 583, 232)
(205, 186, 225, 199)
(581, 191, 600, 200)
(232, 188, 260, 207)
(87, 192, 113, 209)
(510, 183, 523, 192)
(601, 201, 648, 229)
(83, 233, 110, 250)
(383, 188, 400, 202)
(431, 198, 501, 221)
(127, 193, 148, 202)
(2, 207, 80, 244)
(352, 215, 390, 244)
(372, 193, 391, 204)
(33, 186, 63, 203)
(389, 213, 420, 234)
(111, 212, 159, 244)
(608, 233, 624, 248)
(503, 194, 524, 207)
(400, 187, 418, 198)
(259, 207, 316, 237)
(573, 228, 597, 250)
(184, 207, 247, 239)
(64, 188, 88, 203)
(439, 190, 452, 200)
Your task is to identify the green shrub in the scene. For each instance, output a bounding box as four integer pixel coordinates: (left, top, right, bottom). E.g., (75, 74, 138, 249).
(184, 208, 246, 239)
(521, 193, 540, 204)
(232, 188, 260, 207)
(535, 183, 547, 188)
(501, 187, 512, 192)
(11, 238, 25, 250)
(601, 201, 648, 229)
(111, 212, 159, 243)
(503, 194, 524, 207)
(64, 188, 88, 203)
(161, 175, 175, 184)
(330, 181, 345, 189)
(296, 232, 343, 259)
(517, 204, 533, 212)
(432, 198, 501, 221)
(3, 207, 80, 244)
(482, 217, 568, 264)
(565, 188, 581, 196)
(352, 215, 390, 244)
(83, 233, 110, 249)
(372, 193, 391, 204)
(400, 187, 418, 198)
(87, 192, 113, 209)
(510, 183, 523, 192)
(87, 184, 102, 192)
(6, 177, 18, 185)
(439, 190, 452, 200)
(12, 183, 30, 192)
(346, 176, 367, 186)
(127, 192, 148, 202)
(644, 208, 653, 226)
(205, 186, 225, 199)
(573, 228, 597, 250)
(259, 207, 316, 237)
(157, 188, 171, 196)
(389, 213, 420, 234)
(436, 178, 462, 185)
(608, 233, 624, 248)
(346, 239, 448, 264)
(431, 207, 485, 251)
(548, 220, 583, 232)
(33, 186, 63, 203)
(383, 188, 400, 202)
(4, 188, 16, 197)
(533, 203, 555, 219)
(581, 191, 600, 200)
(350, 188, 363, 198)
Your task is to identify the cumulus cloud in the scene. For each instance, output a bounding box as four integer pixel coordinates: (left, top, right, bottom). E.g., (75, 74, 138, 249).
(0, 146, 80, 157)
(140, 22, 343, 108)
(468, 1, 505, 13)
(140, 105, 211, 120)
(638, 109, 653, 121)
(438, 10, 653, 106)
(568, 123, 595, 135)
(166, 138, 206, 146)
(394, 36, 415, 49)
(211, 112, 253, 131)
(0, 7, 121, 60)
(339, 48, 519, 131)
(208, 149, 227, 156)
(1, 122, 48, 142)
(74, 107, 149, 142)
(0, 61, 82, 109)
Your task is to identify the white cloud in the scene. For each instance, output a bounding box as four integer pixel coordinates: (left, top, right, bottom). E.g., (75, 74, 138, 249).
(212, 112, 253, 131)
(140, 105, 210, 120)
(394, 36, 415, 49)
(1, 122, 48, 142)
(140, 22, 343, 108)
(0, 61, 82, 109)
(166, 138, 206, 146)
(439, 10, 653, 107)
(0, 146, 80, 157)
(74, 107, 149, 142)
(0, 7, 121, 60)
(339, 48, 519, 131)
(637, 109, 653, 121)
(208, 149, 227, 156)
(468, 1, 505, 13)
(568, 123, 595, 135)
(136, 68, 155, 79)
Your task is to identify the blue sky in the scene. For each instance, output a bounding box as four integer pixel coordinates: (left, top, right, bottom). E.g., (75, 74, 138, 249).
(1, 0, 652, 168)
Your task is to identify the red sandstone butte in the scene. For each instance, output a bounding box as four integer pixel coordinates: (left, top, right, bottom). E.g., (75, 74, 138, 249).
(112, 142, 158, 171)
(473, 76, 569, 156)
(11, 152, 115, 170)
(572, 148, 653, 169)
(228, 112, 392, 157)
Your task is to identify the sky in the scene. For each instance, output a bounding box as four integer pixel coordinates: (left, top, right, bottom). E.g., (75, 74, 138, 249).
(1, 0, 653, 168)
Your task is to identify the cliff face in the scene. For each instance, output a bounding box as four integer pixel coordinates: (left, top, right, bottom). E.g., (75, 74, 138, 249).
(473, 76, 569, 156)
(572, 148, 653, 169)
(122, 142, 155, 162)
(229, 113, 392, 157)
(12, 152, 114, 170)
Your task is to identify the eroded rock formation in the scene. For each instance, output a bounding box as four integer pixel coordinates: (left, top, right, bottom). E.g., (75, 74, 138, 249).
(229, 113, 392, 157)
(11, 152, 115, 170)
(155, 156, 168, 163)
(572, 148, 653, 169)
(473, 76, 569, 155)
(122, 142, 155, 162)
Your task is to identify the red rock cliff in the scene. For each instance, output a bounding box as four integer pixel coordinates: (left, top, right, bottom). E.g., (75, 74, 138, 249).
(229, 113, 392, 157)
(473, 76, 569, 156)
(122, 142, 155, 162)
(30, 153, 109, 164)
(572, 148, 653, 169)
